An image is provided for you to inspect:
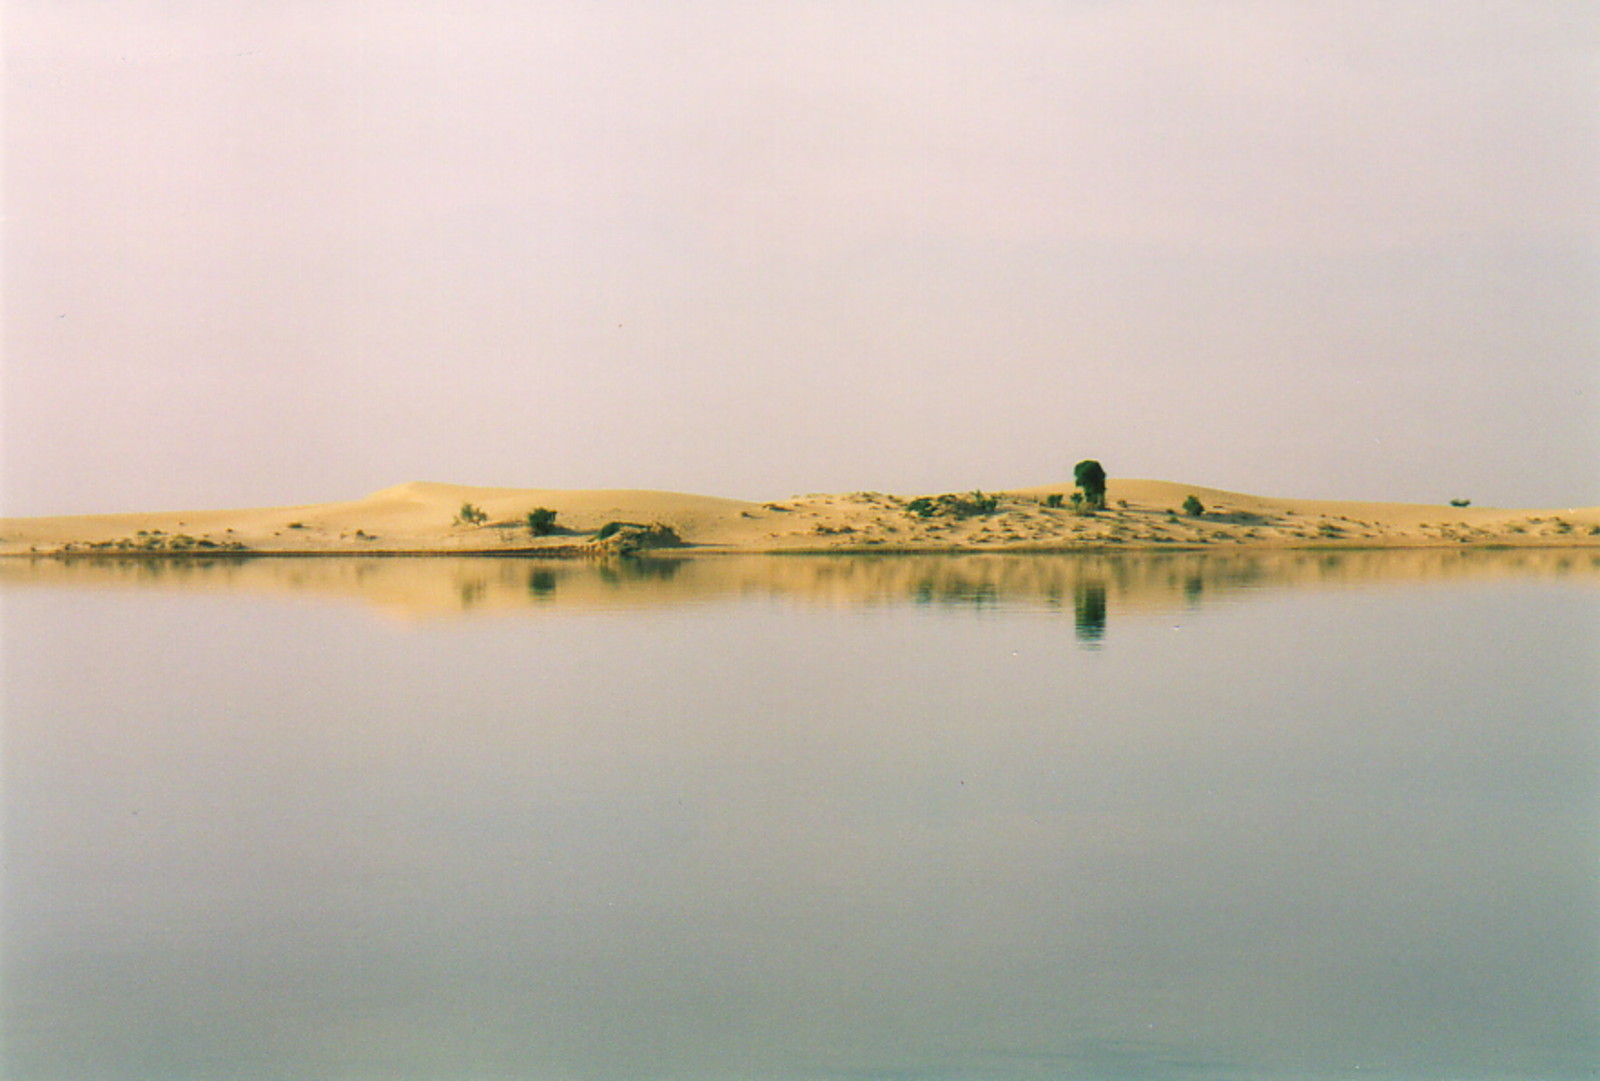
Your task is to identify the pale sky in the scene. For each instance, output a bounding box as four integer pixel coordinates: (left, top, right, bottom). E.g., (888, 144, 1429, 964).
(5, 1, 1597, 515)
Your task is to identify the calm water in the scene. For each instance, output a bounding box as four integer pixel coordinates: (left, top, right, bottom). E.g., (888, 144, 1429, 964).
(3, 552, 1597, 1081)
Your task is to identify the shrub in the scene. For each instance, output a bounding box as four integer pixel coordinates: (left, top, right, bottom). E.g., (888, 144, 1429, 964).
(904, 491, 999, 519)
(1182, 495, 1205, 517)
(1450, 498, 1472, 508)
(592, 521, 682, 552)
(526, 507, 558, 536)
(454, 502, 488, 527)
(1044, 493, 1064, 508)
(962, 491, 999, 516)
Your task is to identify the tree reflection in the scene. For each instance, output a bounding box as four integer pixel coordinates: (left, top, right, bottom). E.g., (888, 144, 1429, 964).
(1074, 581, 1107, 646)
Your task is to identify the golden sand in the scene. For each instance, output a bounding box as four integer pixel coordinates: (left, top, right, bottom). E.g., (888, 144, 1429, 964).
(3, 478, 1597, 557)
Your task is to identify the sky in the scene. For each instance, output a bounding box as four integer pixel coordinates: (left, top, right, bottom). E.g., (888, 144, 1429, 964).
(4, 1, 1597, 515)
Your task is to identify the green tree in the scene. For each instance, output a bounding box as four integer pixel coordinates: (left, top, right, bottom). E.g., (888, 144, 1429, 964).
(455, 502, 488, 526)
(1073, 460, 1107, 510)
(1182, 494, 1205, 517)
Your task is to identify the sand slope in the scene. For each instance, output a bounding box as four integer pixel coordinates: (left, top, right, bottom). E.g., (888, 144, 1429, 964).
(2, 479, 1597, 556)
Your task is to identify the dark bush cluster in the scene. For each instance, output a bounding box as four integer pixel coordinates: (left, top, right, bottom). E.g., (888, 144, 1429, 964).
(595, 520, 640, 540)
(526, 507, 558, 536)
(591, 521, 683, 553)
(595, 521, 680, 542)
(904, 491, 1000, 519)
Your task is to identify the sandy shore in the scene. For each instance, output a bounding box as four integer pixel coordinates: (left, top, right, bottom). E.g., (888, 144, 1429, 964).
(3, 478, 1598, 557)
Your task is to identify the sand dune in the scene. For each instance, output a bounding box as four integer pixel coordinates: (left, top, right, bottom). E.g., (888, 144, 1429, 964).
(2, 479, 1597, 557)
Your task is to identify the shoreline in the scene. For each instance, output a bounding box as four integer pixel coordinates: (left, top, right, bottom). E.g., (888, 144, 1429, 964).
(7, 539, 1598, 560)
(4, 478, 1598, 558)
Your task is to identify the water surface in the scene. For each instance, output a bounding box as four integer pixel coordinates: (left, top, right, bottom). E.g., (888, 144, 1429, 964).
(3, 552, 1597, 1080)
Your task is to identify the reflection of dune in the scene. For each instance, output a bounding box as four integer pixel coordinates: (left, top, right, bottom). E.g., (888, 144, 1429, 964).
(3, 550, 1595, 621)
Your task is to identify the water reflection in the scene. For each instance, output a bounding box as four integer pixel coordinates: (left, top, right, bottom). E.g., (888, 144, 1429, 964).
(1074, 580, 1108, 645)
(3, 549, 1596, 628)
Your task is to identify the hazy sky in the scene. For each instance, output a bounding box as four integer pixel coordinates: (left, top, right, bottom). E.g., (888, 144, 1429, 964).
(5, 1, 1597, 514)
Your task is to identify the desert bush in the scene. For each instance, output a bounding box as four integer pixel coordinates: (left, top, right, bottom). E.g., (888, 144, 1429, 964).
(592, 521, 682, 552)
(1182, 495, 1205, 517)
(952, 493, 992, 516)
(1450, 498, 1472, 508)
(905, 491, 999, 519)
(594, 520, 638, 540)
(594, 520, 680, 543)
(454, 502, 488, 527)
(526, 507, 558, 536)
(1044, 493, 1064, 508)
